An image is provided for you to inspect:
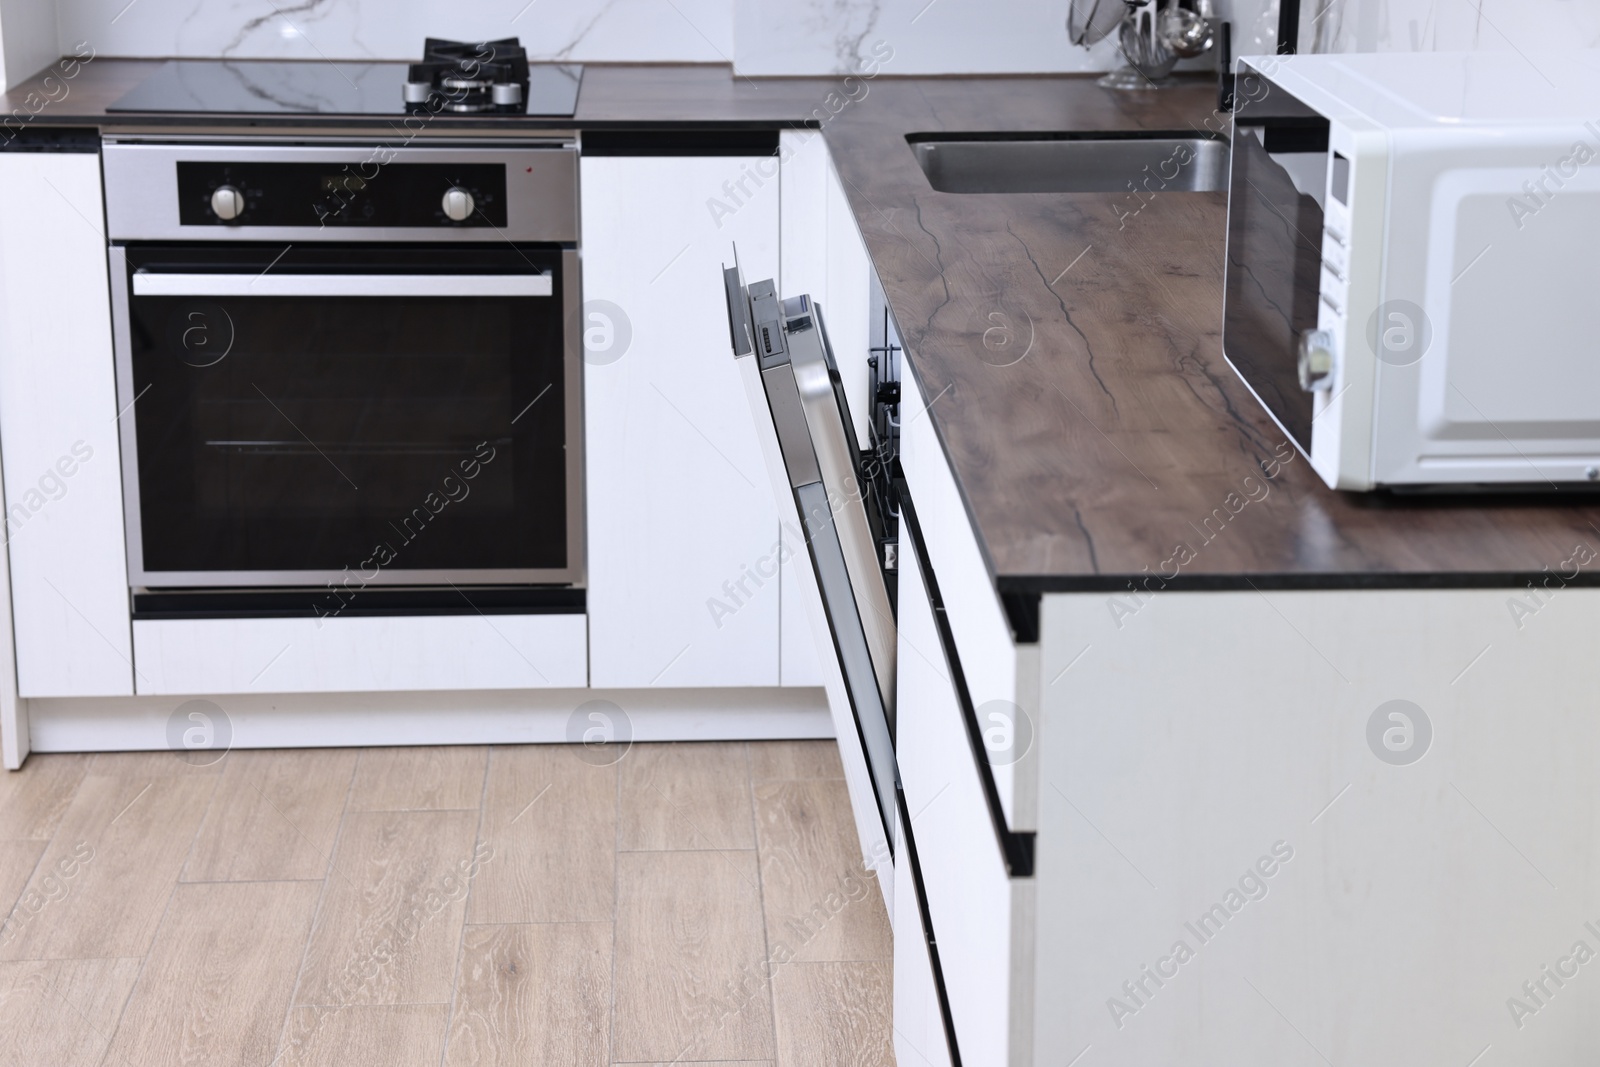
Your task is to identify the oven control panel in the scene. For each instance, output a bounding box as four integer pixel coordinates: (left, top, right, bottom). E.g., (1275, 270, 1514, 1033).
(104, 144, 577, 243)
(175, 161, 507, 228)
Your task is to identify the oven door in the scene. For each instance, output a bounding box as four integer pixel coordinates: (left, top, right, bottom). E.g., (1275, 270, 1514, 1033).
(111, 242, 583, 588)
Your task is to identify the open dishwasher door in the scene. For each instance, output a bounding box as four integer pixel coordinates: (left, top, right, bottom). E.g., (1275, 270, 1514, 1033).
(724, 262, 900, 859)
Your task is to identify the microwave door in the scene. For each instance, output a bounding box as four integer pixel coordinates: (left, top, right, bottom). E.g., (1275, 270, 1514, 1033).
(729, 274, 899, 852)
(1222, 79, 1331, 457)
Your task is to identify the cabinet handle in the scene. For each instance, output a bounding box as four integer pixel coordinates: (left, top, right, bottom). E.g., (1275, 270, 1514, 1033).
(131, 273, 553, 298)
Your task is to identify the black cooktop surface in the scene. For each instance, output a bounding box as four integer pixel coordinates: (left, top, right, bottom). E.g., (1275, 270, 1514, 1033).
(106, 59, 582, 117)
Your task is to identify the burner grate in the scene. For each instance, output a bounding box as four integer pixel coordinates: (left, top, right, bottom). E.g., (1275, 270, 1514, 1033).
(404, 37, 531, 114)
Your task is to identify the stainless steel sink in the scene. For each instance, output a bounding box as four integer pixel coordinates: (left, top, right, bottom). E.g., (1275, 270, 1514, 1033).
(909, 135, 1229, 194)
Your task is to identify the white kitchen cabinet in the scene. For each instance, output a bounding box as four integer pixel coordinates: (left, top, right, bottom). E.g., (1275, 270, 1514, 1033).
(582, 152, 782, 688)
(0, 149, 133, 698)
(900, 367, 1038, 829)
(895, 355, 1600, 1065)
(894, 806, 956, 1067)
(898, 501, 1033, 1067)
(131, 613, 587, 694)
(0, 446, 23, 768)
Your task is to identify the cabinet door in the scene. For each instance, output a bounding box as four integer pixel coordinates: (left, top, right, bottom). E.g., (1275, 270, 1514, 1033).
(895, 807, 956, 1067)
(582, 154, 781, 687)
(0, 151, 132, 697)
(898, 517, 1019, 1066)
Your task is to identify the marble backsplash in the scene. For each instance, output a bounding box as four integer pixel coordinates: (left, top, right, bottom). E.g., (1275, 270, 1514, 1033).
(25, 0, 1279, 76)
(14, 0, 1600, 78)
(53, 0, 734, 63)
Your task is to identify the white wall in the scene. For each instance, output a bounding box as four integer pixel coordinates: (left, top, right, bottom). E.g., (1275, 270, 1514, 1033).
(0, 0, 58, 90)
(1296, 0, 1600, 54)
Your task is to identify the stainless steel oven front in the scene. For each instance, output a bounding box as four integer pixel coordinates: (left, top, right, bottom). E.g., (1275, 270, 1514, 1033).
(102, 140, 583, 592)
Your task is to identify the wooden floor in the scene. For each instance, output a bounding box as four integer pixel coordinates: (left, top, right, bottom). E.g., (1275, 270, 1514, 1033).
(0, 740, 894, 1066)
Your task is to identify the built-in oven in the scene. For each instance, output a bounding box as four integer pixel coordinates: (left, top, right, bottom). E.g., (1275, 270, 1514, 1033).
(101, 141, 582, 604)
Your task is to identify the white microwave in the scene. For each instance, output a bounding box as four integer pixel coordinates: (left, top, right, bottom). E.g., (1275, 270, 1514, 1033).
(1222, 51, 1600, 491)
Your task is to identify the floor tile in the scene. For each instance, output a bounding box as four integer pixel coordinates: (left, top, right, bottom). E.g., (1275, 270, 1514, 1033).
(749, 740, 844, 782)
(0, 773, 215, 960)
(106, 880, 321, 1067)
(612, 849, 772, 1063)
(0, 839, 46, 936)
(753, 780, 891, 963)
(0, 956, 142, 1066)
(279, 1003, 450, 1067)
(0, 754, 89, 839)
(349, 746, 487, 812)
(184, 748, 357, 882)
(771, 960, 893, 1067)
(469, 746, 615, 924)
(619, 742, 755, 851)
(293, 809, 478, 1006)
(86, 751, 228, 777)
(444, 921, 610, 1067)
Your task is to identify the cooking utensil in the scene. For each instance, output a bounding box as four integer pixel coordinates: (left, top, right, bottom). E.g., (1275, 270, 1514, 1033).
(1066, 0, 1126, 47)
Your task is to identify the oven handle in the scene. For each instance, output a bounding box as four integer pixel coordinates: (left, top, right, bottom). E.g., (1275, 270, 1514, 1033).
(130, 272, 553, 298)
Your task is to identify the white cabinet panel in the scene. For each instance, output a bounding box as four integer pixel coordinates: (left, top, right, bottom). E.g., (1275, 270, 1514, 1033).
(894, 807, 956, 1067)
(901, 367, 1035, 828)
(132, 614, 587, 694)
(582, 154, 780, 688)
(0, 450, 24, 768)
(821, 149, 873, 449)
(898, 524, 1018, 1066)
(1032, 587, 1600, 1067)
(0, 151, 132, 697)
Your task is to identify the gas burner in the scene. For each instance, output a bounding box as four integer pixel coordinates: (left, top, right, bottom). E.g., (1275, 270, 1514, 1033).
(403, 37, 530, 114)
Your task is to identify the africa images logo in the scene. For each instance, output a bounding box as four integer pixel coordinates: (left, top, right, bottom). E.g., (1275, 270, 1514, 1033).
(1366, 700, 1432, 766)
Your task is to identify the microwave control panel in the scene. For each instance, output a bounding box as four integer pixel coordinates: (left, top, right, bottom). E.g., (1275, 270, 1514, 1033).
(1316, 150, 1351, 352)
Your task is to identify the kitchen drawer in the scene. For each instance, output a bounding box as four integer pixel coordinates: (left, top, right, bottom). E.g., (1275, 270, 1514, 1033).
(893, 801, 956, 1067)
(898, 366, 1038, 829)
(131, 614, 588, 694)
(897, 514, 1034, 1066)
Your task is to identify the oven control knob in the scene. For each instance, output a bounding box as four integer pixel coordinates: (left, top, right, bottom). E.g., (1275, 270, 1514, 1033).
(210, 185, 245, 221)
(441, 187, 475, 222)
(1297, 328, 1336, 392)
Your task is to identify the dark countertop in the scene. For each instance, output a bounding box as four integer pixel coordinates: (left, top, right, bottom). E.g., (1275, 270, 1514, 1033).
(7, 59, 1599, 594)
(820, 76, 1600, 594)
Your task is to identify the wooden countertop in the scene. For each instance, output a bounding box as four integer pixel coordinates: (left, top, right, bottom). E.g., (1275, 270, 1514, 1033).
(820, 76, 1600, 593)
(7, 58, 1598, 593)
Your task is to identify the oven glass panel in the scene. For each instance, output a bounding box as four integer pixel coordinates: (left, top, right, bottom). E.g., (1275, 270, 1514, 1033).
(124, 244, 568, 580)
(1223, 75, 1330, 453)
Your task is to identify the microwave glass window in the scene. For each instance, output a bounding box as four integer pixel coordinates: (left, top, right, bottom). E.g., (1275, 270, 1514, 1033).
(1222, 80, 1330, 454)
(1330, 152, 1350, 206)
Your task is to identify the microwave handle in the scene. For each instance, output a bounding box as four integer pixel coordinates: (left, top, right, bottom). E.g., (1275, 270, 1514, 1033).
(130, 273, 553, 298)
